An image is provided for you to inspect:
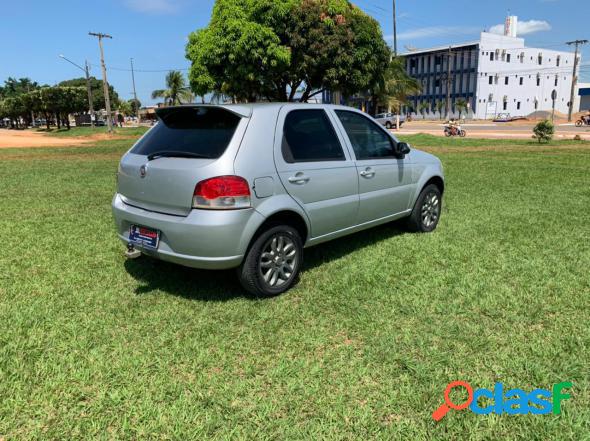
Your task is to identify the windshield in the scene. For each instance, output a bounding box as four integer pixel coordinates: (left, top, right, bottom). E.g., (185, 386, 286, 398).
(131, 107, 241, 159)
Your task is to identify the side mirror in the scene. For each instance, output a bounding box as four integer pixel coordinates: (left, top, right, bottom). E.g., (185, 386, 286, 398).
(394, 141, 411, 156)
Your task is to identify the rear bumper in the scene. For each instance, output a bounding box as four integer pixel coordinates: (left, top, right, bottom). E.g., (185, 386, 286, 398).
(112, 194, 265, 269)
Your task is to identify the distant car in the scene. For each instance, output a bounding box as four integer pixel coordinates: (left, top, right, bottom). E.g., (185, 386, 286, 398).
(375, 112, 405, 129)
(113, 104, 444, 296)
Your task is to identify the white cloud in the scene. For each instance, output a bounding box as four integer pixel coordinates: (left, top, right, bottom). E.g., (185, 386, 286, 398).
(124, 0, 179, 14)
(389, 26, 482, 41)
(489, 19, 551, 36)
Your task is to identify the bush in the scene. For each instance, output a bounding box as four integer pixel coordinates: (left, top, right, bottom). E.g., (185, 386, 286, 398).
(533, 120, 554, 143)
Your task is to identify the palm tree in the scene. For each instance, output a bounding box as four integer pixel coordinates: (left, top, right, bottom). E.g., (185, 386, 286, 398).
(418, 102, 430, 120)
(435, 101, 445, 120)
(456, 98, 468, 120)
(151, 71, 193, 106)
(373, 57, 421, 127)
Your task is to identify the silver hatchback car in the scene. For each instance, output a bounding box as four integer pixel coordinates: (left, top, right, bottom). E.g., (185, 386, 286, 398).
(113, 104, 444, 295)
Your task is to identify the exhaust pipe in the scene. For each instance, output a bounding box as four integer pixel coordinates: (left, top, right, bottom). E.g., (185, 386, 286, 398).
(125, 242, 141, 259)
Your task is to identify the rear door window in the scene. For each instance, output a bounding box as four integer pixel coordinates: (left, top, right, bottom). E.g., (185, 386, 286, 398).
(282, 110, 345, 163)
(335, 110, 395, 160)
(131, 107, 241, 158)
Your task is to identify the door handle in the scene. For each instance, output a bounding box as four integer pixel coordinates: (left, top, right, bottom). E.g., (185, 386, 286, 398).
(288, 173, 310, 185)
(360, 168, 375, 178)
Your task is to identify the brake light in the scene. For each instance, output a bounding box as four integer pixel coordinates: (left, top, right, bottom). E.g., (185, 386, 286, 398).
(193, 175, 251, 209)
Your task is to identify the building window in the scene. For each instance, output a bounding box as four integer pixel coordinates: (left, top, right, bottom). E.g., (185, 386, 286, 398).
(490, 51, 494, 61)
(410, 59, 417, 68)
(520, 52, 525, 63)
(534, 100, 538, 110)
(435, 56, 441, 66)
(494, 75, 499, 85)
(536, 75, 541, 86)
(507, 54, 511, 63)
(538, 53, 543, 65)
(489, 76, 493, 85)
(556, 56, 560, 67)
(503, 101, 508, 111)
(517, 102, 521, 110)
(435, 79, 441, 88)
(555, 76, 558, 86)
(505, 77, 509, 85)
(519, 77, 523, 85)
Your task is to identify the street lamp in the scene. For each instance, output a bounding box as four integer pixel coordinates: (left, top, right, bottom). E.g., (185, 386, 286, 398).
(59, 54, 95, 127)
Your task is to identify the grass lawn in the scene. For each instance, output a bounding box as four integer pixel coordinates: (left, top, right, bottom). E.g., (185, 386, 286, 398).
(34, 126, 149, 138)
(0, 135, 588, 439)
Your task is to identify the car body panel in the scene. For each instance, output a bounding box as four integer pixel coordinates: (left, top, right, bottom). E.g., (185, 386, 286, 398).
(273, 104, 360, 238)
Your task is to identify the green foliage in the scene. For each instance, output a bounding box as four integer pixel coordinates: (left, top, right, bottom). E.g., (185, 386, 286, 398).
(418, 101, 429, 119)
(151, 71, 193, 105)
(186, 0, 390, 102)
(117, 100, 133, 116)
(128, 98, 141, 116)
(58, 77, 120, 109)
(455, 98, 467, 117)
(372, 57, 420, 113)
(533, 119, 555, 143)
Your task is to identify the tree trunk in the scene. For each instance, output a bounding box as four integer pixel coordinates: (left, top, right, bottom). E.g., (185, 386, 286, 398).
(65, 115, 71, 130)
(45, 112, 50, 130)
(56, 113, 61, 129)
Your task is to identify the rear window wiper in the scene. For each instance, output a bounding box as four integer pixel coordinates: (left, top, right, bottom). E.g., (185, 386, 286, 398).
(146, 151, 211, 161)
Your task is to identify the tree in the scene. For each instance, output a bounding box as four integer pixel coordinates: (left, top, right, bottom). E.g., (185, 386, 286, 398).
(456, 98, 468, 119)
(151, 71, 193, 106)
(372, 57, 420, 117)
(118, 100, 133, 116)
(435, 100, 445, 120)
(58, 77, 120, 110)
(128, 98, 141, 116)
(186, 0, 390, 103)
(418, 101, 430, 120)
(533, 120, 554, 143)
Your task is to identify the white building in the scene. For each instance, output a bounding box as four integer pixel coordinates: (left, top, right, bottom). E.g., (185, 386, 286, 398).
(402, 18, 579, 119)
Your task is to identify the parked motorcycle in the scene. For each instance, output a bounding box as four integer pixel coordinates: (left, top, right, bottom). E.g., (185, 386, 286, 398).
(575, 117, 590, 127)
(444, 125, 466, 137)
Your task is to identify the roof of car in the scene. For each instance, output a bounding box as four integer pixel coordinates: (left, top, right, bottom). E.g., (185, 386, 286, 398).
(163, 103, 362, 118)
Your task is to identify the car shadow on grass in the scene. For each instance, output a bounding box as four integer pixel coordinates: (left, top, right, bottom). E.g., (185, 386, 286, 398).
(124, 221, 407, 301)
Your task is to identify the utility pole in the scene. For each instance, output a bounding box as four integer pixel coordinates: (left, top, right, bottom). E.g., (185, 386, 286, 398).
(59, 54, 94, 127)
(392, 0, 397, 56)
(566, 39, 588, 122)
(445, 46, 453, 119)
(130, 58, 140, 125)
(89, 32, 113, 132)
(85, 60, 95, 128)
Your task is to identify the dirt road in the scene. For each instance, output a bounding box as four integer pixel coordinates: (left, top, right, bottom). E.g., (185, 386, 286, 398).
(0, 129, 91, 149)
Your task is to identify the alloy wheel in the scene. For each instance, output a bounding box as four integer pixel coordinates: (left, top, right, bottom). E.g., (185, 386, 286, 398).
(259, 234, 298, 287)
(421, 191, 440, 228)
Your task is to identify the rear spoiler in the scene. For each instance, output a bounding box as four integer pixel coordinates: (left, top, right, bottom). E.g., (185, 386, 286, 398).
(155, 104, 252, 120)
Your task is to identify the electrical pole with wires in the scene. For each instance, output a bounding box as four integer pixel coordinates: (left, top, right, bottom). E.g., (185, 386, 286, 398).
(89, 32, 113, 132)
(566, 39, 588, 122)
(130, 58, 140, 125)
(445, 46, 454, 119)
(392, 0, 397, 56)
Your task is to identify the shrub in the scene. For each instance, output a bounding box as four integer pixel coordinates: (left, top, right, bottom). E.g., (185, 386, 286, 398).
(533, 120, 554, 143)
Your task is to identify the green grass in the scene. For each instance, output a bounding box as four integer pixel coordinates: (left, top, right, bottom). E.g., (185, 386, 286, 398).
(34, 126, 149, 137)
(397, 133, 590, 148)
(0, 136, 589, 439)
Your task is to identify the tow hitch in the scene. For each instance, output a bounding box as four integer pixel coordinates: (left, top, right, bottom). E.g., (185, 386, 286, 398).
(125, 242, 141, 259)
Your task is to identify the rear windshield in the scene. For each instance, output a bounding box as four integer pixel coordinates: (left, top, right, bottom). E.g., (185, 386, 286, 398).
(131, 107, 241, 158)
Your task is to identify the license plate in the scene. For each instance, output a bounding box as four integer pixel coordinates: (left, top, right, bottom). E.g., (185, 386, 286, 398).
(129, 225, 160, 249)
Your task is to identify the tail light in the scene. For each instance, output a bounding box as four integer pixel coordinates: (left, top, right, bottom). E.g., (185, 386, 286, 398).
(193, 175, 251, 209)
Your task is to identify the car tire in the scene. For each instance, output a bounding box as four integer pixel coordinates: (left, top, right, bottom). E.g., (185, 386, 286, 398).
(238, 224, 303, 296)
(385, 122, 392, 129)
(406, 184, 442, 233)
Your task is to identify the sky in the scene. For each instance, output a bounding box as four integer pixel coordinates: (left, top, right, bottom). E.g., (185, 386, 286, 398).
(1, 0, 587, 106)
